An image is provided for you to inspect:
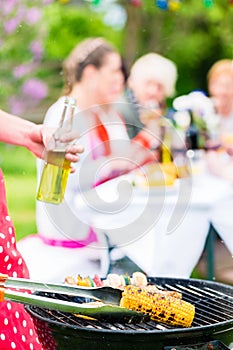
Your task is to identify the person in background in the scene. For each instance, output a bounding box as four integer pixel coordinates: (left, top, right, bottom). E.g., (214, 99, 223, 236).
(208, 59, 233, 136)
(0, 109, 82, 350)
(206, 59, 233, 176)
(116, 53, 178, 144)
(17, 38, 140, 282)
(206, 59, 233, 273)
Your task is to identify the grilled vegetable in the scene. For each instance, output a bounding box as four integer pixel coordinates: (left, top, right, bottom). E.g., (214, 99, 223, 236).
(64, 276, 76, 285)
(103, 273, 134, 289)
(103, 274, 122, 288)
(120, 274, 131, 286)
(77, 275, 95, 287)
(93, 274, 104, 287)
(131, 272, 148, 287)
(65, 272, 148, 289)
(120, 285, 195, 328)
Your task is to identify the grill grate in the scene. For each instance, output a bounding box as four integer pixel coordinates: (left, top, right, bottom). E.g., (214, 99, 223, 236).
(162, 283, 233, 326)
(26, 278, 233, 332)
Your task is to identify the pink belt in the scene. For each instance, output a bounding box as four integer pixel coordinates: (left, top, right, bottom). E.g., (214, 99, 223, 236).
(37, 228, 98, 249)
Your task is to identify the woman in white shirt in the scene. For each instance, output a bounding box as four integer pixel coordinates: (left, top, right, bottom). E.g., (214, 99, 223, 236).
(17, 38, 154, 282)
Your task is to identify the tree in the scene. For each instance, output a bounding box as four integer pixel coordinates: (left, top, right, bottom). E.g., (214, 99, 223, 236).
(0, 0, 124, 120)
(121, 0, 233, 94)
(0, 0, 232, 119)
(0, 0, 53, 118)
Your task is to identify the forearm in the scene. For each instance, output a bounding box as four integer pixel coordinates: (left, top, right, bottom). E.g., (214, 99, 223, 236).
(0, 109, 46, 159)
(0, 108, 83, 164)
(0, 109, 40, 148)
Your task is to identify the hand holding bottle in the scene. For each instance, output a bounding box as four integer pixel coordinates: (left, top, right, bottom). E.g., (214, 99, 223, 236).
(41, 126, 83, 173)
(37, 97, 80, 204)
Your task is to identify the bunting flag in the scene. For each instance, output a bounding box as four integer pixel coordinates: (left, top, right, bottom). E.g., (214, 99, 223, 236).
(155, 0, 182, 11)
(203, 0, 214, 7)
(58, 0, 233, 9)
(128, 0, 233, 8)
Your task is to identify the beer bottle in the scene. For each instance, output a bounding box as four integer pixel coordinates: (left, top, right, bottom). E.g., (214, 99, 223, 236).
(185, 110, 199, 150)
(37, 97, 76, 204)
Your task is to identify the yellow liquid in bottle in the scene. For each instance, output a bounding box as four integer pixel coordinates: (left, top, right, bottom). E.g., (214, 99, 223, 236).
(37, 150, 71, 204)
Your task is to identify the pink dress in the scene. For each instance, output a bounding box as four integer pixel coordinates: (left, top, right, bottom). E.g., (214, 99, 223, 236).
(0, 169, 56, 350)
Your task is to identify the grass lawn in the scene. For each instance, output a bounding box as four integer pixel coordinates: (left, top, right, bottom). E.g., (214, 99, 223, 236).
(4, 175, 37, 240)
(0, 143, 37, 241)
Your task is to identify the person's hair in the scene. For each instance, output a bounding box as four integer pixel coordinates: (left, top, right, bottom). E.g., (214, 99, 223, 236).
(207, 59, 233, 84)
(62, 37, 116, 95)
(129, 53, 177, 97)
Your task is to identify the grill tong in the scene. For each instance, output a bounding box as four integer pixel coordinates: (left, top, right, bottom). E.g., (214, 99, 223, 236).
(0, 273, 147, 323)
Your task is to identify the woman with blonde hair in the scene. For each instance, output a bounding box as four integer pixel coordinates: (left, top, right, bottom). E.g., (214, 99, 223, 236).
(207, 59, 233, 134)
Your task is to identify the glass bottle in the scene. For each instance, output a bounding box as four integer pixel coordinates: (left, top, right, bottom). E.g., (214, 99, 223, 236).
(37, 97, 76, 204)
(157, 119, 177, 186)
(185, 110, 199, 150)
(159, 119, 173, 164)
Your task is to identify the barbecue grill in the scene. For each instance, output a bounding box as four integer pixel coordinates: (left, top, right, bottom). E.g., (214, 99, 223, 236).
(26, 277, 233, 350)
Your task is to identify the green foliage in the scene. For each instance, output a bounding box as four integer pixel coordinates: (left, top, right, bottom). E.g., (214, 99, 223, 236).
(0, 1, 52, 114)
(0, 1, 124, 113)
(1, 0, 232, 111)
(43, 3, 124, 60)
(165, 0, 233, 94)
(125, 0, 233, 96)
(0, 144, 36, 175)
(5, 175, 37, 241)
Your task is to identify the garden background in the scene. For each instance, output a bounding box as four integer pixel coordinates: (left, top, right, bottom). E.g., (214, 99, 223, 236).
(0, 0, 232, 242)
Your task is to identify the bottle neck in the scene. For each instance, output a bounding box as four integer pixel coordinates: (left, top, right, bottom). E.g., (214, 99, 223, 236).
(185, 111, 199, 150)
(159, 125, 173, 163)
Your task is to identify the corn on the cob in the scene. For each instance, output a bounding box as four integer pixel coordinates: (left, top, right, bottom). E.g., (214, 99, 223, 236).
(143, 285, 182, 299)
(120, 285, 195, 328)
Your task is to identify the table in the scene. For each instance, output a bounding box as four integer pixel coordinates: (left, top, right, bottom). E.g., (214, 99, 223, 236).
(79, 170, 233, 278)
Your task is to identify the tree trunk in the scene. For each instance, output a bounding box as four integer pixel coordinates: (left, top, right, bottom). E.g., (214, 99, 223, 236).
(123, 3, 143, 67)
